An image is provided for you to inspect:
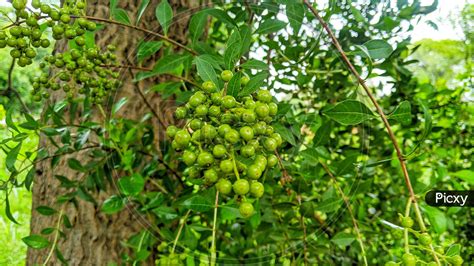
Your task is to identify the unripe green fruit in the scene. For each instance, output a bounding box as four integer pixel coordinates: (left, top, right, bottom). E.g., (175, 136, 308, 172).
(434, 246, 444, 255)
(40, 39, 51, 48)
(241, 145, 255, 157)
(211, 93, 222, 105)
(255, 155, 267, 168)
(220, 70, 233, 81)
(222, 95, 236, 109)
(250, 181, 264, 198)
(239, 126, 254, 141)
(50, 10, 60, 20)
(268, 102, 278, 116)
(207, 105, 220, 117)
(195, 105, 208, 117)
(182, 150, 197, 166)
(184, 166, 200, 178)
(77, 18, 88, 28)
(216, 179, 232, 194)
(233, 179, 249, 195)
(52, 25, 65, 36)
(447, 255, 463, 265)
(401, 216, 414, 228)
(202, 81, 217, 92)
(60, 14, 71, 23)
(26, 17, 38, 27)
(256, 89, 272, 103)
(86, 21, 97, 31)
(225, 129, 240, 144)
(242, 109, 257, 123)
(10, 49, 21, 58)
(247, 164, 262, 179)
(189, 94, 205, 107)
(75, 36, 85, 46)
(240, 75, 250, 85)
(271, 132, 282, 146)
(239, 202, 254, 218)
(402, 253, 416, 266)
(201, 124, 217, 140)
(191, 130, 202, 142)
(175, 107, 187, 119)
(40, 4, 51, 14)
(255, 102, 270, 118)
(25, 48, 36, 58)
(263, 138, 277, 151)
(244, 99, 256, 110)
(10, 26, 22, 37)
(418, 233, 432, 246)
(426, 262, 437, 266)
(267, 154, 278, 168)
(204, 168, 219, 183)
(385, 262, 398, 266)
(175, 130, 191, 147)
(213, 144, 227, 158)
(12, 0, 26, 10)
(0, 40, 7, 48)
(197, 152, 214, 167)
(220, 159, 234, 173)
(189, 119, 203, 130)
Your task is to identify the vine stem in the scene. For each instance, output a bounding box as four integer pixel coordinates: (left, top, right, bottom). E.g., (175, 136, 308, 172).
(320, 162, 368, 266)
(42, 207, 64, 266)
(210, 190, 219, 266)
(404, 199, 412, 254)
(302, 2, 440, 264)
(171, 210, 191, 254)
(72, 15, 196, 55)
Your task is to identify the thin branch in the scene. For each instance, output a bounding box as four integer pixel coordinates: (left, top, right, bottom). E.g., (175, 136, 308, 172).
(73, 15, 197, 55)
(297, 195, 309, 266)
(42, 207, 64, 266)
(320, 162, 368, 266)
(171, 210, 191, 254)
(302, 2, 440, 264)
(1, 59, 30, 113)
(210, 190, 219, 266)
(275, 150, 291, 185)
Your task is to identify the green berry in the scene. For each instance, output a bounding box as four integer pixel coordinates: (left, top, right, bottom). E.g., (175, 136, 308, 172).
(220, 159, 234, 173)
(195, 104, 208, 117)
(222, 95, 236, 109)
(175, 106, 187, 119)
(263, 138, 277, 151)
(447, 255, 463, 266)
(212, 144, 227, 158)
(239, 126, 254, 141)
(239, 202, 254, 218)
(189, 119, 203, 130)
(225, 129, 240, 144)
(233, 179, 249, 195)
(401, 216, 414, 228)
(197, 152, 214, 167)
(255, 102, 270, 118)
(418, 233, 432, 246)
(256, 89, 272, 103)
(240, 75, 250, 85)
(402, 253, 416, 266)
(250, 181, 264, 198)
(202, 81, 217, 92)
(241, 145, 255, 157)
(220, 70, 233, 81)
(242, 109, 257, 123)
(267, 154, 278, 168)
(247, 164, 262, 179)
(175, 130, 191, 147)
(204, 168, 219, 183)
(216, 179, 232, 194)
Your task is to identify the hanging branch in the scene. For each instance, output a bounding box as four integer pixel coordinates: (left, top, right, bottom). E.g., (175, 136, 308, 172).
(320, 162, 368, 266)
(303, 1, 440, 264)
(72, 15, 197, 55)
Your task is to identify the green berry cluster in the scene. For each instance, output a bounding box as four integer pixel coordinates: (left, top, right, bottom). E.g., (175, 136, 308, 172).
(31, 45, 120, 103)
(2, 0, 120, 104)
(166, 70, 283, 218)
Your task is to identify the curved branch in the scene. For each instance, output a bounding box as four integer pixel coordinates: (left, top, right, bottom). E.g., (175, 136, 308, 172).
(303, 1, 440, 264)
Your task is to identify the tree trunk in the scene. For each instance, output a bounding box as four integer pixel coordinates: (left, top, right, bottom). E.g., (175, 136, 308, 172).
(27, 0, 199, 264)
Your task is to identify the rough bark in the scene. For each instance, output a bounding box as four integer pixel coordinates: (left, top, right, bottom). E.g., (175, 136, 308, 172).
(27, 0, 200, 265)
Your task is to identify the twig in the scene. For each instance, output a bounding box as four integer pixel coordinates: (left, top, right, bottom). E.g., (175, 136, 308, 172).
(302, 2, 439, 264)
(297, 196, 309, 266)
(210, 190, 219, 266)
(404, 199, 412, 254)
(171, 210, 191, 254)
(73, 15, 197, 55)
(320, 162, 368, 266)
(42, 207, 64, 266)
(274, 150, 291, 185)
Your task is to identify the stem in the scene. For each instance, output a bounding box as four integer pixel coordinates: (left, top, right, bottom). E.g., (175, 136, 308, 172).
(230, 148, 240, 180)
(404, 199, 412, 254)
(42, 208, 64, 266)
(172, 210, 191, 254)
(74, 15, 196, 55)
(210, 190, 219, 266)
(320, 162, 368, 266)
(303, 2, 439, 264)
(297, 196, 309, 266)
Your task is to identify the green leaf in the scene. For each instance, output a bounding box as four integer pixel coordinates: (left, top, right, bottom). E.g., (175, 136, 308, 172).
(273, 123, 296, 146)
(203, 8, 236, 27)
(194, 55, 219, 86)
(239, 72, 267, 96)
(362, 40, 393, 60)
(323, 100, 375, 125)
(155, 0, 173, 35)
(136, 0, 150, 25)
(5, 193, 19, 224)
(286, 3, 304, 34)
(422, 206, 447, 233)
(101, 195, 125, 214)
(112, 8, 131, 24)
(189, 12, 207, 43)
(6, 107, 19, 132)
(137, 41, 163, 62)
(135, 53, 190, 81)
(227, 72, 241, 97)
(451, 170, 474, 185)
(256, 19, 287, 34)
(36, 206, 57, 216)
(388, 101, 411, 125)
(445, 244, 461, 256)
(6, 142, 21, 171)
(22, 235, 50, 249)
(67, 158, 85, 172)
(112, 97, 128, 115)
(153, 206, 178, 220)
(224, 40, 241, 70)
(24, 167, 35, 190)
(182, 195, 213, 212)
(110, 0, 118, 9)
(240, 59, 269, 70)
(118, 173, 145, 196)
(331, 232, 355, 248)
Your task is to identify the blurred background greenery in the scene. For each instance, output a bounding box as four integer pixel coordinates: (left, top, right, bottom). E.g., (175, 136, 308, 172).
(0, 1, 472, 265)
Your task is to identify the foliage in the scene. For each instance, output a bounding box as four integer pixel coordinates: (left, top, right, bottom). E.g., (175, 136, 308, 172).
(0, 0, 472, 265)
